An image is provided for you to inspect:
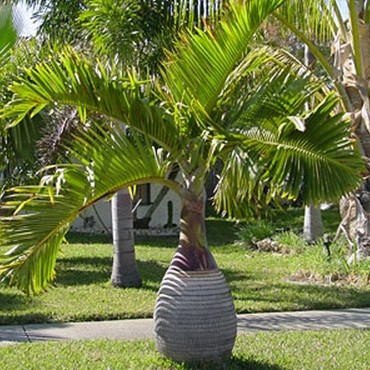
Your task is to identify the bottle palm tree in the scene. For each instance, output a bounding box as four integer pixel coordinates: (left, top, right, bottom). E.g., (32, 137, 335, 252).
(0, 0, 363, 362)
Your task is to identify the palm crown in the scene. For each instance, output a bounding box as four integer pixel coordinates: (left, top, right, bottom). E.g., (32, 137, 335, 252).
(0, 0, 363, 294)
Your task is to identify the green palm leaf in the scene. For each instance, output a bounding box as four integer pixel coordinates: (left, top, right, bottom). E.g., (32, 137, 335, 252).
(0, 5, 17, 53)
(215, 94, 363, 219)
(1, 47, 181, 153)
(163, 0, 286, 115)
(0, 124, 177, 294)
(274, 0, 337, 42)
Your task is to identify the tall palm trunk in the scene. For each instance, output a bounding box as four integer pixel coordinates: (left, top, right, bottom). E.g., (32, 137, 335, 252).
(154, 190, 237, 362)
(303, 204, 323, 243)
(302, 45, 323, 243)
(111, 188, 141, 287)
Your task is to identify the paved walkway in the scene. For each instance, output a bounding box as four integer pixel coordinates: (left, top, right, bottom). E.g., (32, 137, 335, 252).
(0, 307, 369, 346)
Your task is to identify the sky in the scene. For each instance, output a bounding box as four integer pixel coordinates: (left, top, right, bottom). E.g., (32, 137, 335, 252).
(337, 0, 349, 17)
(15, 1, 40, 36)
(16, 0, 350, 37)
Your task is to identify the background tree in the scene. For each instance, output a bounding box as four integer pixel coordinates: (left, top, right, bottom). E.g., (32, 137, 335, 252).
(274, 0, 370, 261)
(0, 0, 363, 361)
(0, 6, 47, 201)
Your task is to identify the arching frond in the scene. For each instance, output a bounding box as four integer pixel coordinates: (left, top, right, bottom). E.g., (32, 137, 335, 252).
(0, 124, 178, 294)
(273, 0, 337, 43)
(163, 0, 286, 114)
(215, 54, 321, 133)
(1, 47, 181, 153)
(214, 94, 363, 219)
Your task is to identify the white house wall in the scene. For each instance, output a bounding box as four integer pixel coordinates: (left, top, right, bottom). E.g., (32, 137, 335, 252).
(71, 183, 181, 233)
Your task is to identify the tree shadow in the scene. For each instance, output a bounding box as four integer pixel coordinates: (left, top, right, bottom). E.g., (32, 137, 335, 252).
(173, 356, 283, 370)
(229, 279, 370, 311)
(56, 256, 112, 286)
(206, 219, 241, 247)
(0, 291, 31, 312)
(65, 232, 112, 245)
(138, 260, 167, 290)
(55, 256, 167, 289)
(65, 221, 239, 249)
(221, 267, 254, 285)
(0, 292, 55, 325)
(136, 235, 178, 248)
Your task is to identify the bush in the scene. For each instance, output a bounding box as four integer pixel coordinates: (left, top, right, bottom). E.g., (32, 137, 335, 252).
(236, 220, 276, 247)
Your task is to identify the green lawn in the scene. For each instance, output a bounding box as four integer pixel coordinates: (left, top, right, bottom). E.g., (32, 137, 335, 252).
(0, 209, 369, 325)
(1, 329, 369, 369)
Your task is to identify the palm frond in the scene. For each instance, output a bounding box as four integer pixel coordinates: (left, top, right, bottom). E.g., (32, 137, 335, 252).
(1, 47, 181, 153)
(273, 0, 337, 43)
(272, 1, 352, 110)
(214, 94, 363, 219)
(0, 124, 178, 294)
(163, 0, 286, 115)
(79, 0, 142, 64)
(80, 0, 226, 70)
(213, 145, 272, 219)
(0, 5, 17, 52)
(216, 54, 319, 133)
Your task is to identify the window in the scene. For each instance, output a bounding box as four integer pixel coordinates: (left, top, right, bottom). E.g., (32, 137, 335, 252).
(134, 184, 151, 205)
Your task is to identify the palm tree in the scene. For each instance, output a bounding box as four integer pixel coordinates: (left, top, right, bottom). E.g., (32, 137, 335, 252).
(274, 0, 370, 259)
(4, 0, 227, 288)
(0, 0, 363, 362)
(0, 5, 44, 196)
(79, 0, 226, 288)
(111, 188, 141, 287)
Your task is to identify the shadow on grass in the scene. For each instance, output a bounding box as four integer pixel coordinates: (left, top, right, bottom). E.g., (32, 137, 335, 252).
(231, 281, 370, 311)
(56, 256, 112, 286)
(56, 256, 167, 289)
(65, 219, 240, 249)
(138, 260, 167, 289)
(175, 357, 282, 370)
(0, 292, 31, 312)
(206, 219, 241, 247)
(0, 292, 55, 325)
(222, 268, 253, 284)
(65, 232, 112, 245)
(66, 231, 178, 248)
(136, 235, 178, 248)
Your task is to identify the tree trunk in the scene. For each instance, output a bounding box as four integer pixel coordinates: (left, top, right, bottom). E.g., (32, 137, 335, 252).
(303, 204, 323, 243)
(111, 189, 141, 287)
(154, 191, 237, 362)
(331, 5, 370, 261)
(302, 45, 323, 244)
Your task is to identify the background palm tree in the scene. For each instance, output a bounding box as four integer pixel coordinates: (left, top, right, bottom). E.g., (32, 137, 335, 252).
(0, 5, 44, 199)
(274, 0, 370, 259)
(0, 0, 363, 362)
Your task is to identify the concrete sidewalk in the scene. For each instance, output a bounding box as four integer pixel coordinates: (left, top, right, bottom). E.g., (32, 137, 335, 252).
(0, 307, 369, 346)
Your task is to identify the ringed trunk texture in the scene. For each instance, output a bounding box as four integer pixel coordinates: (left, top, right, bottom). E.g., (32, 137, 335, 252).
(111, 189, 141, 287)
(154, 193, 237, 362)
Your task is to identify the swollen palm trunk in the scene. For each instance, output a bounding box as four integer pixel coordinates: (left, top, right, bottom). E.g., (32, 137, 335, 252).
(153, 194, 237, 362)
(154, 266, 237, 362)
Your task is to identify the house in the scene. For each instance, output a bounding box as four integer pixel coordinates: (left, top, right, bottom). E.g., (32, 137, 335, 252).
(71, 183, 181, 235)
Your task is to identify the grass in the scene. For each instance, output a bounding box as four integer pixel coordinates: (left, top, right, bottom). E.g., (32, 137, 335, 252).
(0, 208, 369, 325)
(1, 329, 369, 369)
